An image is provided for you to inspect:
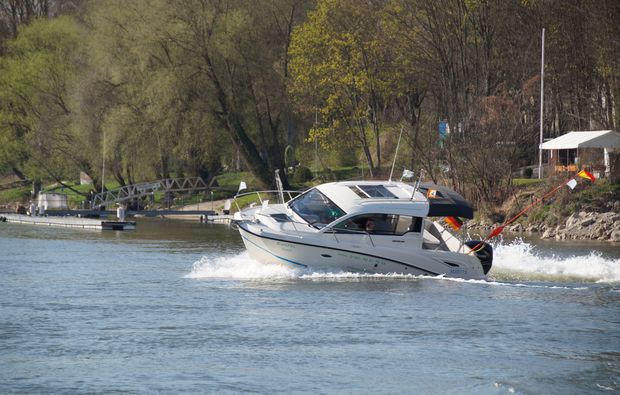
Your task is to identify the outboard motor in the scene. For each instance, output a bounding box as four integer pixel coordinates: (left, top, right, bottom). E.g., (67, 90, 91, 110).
(465, 240, 493, 275)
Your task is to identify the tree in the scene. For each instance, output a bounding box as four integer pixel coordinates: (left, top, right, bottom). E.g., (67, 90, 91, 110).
(80, 0, 305, 189)
(0, 16, 87, 192)
(165, 0, 307, 188)
(289, 0, 395, 177)
(78, 1, 229, 188)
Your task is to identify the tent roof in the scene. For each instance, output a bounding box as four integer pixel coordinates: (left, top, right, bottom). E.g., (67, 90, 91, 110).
(541, 130, 620, 150)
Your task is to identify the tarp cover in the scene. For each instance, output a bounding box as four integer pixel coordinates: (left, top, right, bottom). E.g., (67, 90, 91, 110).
(541, 130, 620, 150)
(417, 183, 474, 219)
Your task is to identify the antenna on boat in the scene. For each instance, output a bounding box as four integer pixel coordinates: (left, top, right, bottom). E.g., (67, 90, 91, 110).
(411, 169, 424, 201)
(388, 126, 404, 183)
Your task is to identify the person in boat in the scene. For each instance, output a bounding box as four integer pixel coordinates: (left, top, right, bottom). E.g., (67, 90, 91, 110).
(365, 219, 375, 232)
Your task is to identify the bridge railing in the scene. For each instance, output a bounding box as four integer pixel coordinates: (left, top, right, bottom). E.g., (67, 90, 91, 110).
(90, 177, 210, 209)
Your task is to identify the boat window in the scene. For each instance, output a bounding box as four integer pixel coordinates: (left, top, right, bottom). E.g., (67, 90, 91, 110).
(348, 186, 368, 198)
(357, 185, 397, 198)
(270, 213, 290, 222)
(332, 214, 422, 235)
(288, 188, 345, 228)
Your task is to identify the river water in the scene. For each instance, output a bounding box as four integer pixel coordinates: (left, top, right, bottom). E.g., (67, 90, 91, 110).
(1, 219, 619, 394)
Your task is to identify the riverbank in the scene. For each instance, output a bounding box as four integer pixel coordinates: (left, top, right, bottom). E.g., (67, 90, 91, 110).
(467, 210, 620, 242)
(467, 181, 620, 242)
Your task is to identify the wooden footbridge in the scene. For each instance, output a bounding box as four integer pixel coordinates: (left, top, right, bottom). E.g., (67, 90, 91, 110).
(90, 177, 212, 209)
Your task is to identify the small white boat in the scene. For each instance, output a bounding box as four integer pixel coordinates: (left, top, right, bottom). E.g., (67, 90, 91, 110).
(233, 180, 492, 279)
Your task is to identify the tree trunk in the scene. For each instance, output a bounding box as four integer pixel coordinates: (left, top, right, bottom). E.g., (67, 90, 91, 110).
(11, 166, 26, 180)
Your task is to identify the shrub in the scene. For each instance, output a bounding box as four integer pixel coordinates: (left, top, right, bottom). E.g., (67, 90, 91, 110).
(293, 166, 313, 183)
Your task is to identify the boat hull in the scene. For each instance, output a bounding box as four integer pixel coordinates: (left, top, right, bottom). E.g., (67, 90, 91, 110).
(238, 223, 486, 279)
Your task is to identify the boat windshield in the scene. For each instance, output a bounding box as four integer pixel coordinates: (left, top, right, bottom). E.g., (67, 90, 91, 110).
(289, 188, 345, 228)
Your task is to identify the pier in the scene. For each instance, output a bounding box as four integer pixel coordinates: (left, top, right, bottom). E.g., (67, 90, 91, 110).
(0, 214, 136, 231)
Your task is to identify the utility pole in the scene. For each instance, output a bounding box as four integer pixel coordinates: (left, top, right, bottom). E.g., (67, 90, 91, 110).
(101, 128, 106, 197)
(538, 28, 545, 179)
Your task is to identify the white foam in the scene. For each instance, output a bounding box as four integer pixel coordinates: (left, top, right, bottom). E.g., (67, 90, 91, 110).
(185, 252, 299, 279)
(186, 239, 620, 285)
(491, 238, 620, 283)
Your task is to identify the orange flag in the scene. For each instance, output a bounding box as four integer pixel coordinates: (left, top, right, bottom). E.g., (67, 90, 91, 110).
(445, 216, 463, 231)
(577, 170, 596, 182)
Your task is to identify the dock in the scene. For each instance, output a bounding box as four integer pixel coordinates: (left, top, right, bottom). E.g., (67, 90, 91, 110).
(205, 214, 233, 224)
(0, 214, 136, 231)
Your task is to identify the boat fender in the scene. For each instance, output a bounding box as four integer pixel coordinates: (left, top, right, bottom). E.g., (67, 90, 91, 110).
(464, 240, 493, 275)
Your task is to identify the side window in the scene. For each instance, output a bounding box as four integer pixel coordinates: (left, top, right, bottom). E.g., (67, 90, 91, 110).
(333, 214, 423, 235)
(332, 216, 367, 233)
(394, 215, 423, 234)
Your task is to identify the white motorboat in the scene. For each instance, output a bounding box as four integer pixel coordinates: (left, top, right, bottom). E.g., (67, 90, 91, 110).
(233, 180, 492, 279)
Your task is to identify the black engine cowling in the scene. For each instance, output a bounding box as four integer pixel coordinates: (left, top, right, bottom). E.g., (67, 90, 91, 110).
(465, 240, 493, 275)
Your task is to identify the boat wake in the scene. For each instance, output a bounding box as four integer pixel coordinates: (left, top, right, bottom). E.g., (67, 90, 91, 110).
(490, 238, 620, 283)
(187, 239, 620, 284)
(186, 253, 299, 280)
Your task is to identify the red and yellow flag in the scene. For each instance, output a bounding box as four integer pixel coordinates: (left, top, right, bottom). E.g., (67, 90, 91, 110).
(577, 170, 596, 182)
(445, 216, 463, 231)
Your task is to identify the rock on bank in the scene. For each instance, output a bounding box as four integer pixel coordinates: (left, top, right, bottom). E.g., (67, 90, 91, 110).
(539, 211, 620, 242)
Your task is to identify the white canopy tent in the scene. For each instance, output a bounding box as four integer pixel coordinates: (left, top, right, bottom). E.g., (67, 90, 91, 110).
(541, 130, 620, 150)
(541, 130, 620, 178)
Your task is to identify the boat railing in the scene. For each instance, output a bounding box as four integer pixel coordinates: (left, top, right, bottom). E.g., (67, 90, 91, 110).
(322, 228, 376, 248)
(253, 211, 314, 239)
(357, 198, 423, 206)
(233, 189, 302, 218)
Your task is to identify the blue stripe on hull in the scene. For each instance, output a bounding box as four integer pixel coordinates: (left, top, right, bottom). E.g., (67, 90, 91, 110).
(238, 224, 440, 276)
(240, 233, 308, 268)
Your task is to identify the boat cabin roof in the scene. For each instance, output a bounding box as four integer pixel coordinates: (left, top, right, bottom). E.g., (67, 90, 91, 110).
(310, 180, 474, 219)
(313, 181, 428, 217)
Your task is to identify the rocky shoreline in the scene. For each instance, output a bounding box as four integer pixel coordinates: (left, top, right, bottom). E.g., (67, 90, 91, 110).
(467, 211, 620, 242)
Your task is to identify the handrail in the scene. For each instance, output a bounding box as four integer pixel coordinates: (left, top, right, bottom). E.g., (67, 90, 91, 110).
(234, 189, 303, 200)
(90, 176, 210, 209)
(233, 189, 303, 216)
(254, 211, 311, 239)
(357, 197, 423, 205)
(322, 227, 376, 247)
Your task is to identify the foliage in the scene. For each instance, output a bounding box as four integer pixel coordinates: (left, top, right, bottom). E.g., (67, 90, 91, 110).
(0, 0, 618, 213)
(289, 0, 401, 176)
(0, 17, 84, 188)
(292, 166, 313, 183)
(0, 185, 30, 204)
(215, 172, 256, 192)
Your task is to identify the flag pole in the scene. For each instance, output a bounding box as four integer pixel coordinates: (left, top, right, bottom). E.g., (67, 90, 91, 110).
(538, 28, 545, 179)
(468, 170, 595, 253)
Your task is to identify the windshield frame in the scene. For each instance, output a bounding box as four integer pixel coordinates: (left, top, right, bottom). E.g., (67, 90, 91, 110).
(288, 188, 346, 228)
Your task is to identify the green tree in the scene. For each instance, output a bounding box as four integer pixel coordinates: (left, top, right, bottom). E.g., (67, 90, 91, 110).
(78, 1, 228, 188)
(0, 16, 87, 192)
(81, 0, 304, 189)
(289, 0, 395, 177)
